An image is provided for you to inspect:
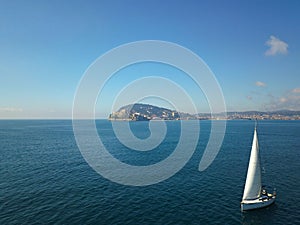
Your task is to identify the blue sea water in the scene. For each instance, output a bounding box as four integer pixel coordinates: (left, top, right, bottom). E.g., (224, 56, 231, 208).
(1, 120, 300, 224)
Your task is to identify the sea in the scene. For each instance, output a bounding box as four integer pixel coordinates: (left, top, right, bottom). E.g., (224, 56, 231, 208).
(1, 120, 299, 225)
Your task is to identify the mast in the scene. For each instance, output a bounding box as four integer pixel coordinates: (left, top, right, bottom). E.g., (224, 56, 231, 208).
(242, 126, 262, 201)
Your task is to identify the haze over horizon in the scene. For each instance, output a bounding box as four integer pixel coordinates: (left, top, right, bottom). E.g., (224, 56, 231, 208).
(1, 0, 299, 119)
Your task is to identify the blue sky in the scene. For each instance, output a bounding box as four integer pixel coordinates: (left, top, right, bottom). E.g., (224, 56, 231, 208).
(0, 0, 299, 118)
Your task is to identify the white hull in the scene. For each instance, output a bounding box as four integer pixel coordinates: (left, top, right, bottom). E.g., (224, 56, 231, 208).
(241, 126, 276, 211)
(241, 196, 275, 211)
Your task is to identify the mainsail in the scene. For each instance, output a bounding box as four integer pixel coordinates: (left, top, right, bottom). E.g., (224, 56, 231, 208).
(242, 128, 262, 200)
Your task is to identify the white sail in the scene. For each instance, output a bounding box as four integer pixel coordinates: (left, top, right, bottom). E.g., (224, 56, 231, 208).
(242, 128, 262, 201)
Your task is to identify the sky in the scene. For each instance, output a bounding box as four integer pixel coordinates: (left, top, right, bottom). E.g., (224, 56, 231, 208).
(0, 0, 299, 118)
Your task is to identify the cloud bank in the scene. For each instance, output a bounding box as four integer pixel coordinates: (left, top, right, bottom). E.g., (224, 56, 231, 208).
(265, 87, 300, 111)
(265, 36, 288, 56)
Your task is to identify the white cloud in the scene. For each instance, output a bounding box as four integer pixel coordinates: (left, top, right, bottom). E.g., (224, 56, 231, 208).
(265, 35, 288, 56)
(279, 97, 287, 103)
(292, 88, 300, 93)
(0, 107, 23, 112)
(255, 81, 266, 87)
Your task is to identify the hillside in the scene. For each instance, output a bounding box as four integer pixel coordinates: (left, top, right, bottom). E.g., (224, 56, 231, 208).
(108, 103, 183, 120)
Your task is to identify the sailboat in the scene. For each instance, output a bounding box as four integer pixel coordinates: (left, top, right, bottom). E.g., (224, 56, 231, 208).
(241, 124, 276, 211)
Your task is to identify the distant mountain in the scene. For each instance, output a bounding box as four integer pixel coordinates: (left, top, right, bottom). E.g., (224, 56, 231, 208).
(227, 110, 299, 114)
(269, 110, 300, 116)
(226, 110, 300, 116)
(225, 110, 300, 120)
(108, 103, 300, 120)
(109, 103, 183, 120)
